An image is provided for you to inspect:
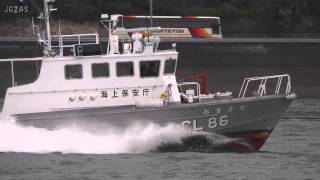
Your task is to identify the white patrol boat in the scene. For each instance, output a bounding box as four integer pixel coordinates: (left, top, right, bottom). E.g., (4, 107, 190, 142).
(0, 0, 297, 152)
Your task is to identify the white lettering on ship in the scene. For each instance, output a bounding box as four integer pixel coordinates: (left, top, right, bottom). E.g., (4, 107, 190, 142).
(181, 115, 229, 131)
(4, 6, 29, 14)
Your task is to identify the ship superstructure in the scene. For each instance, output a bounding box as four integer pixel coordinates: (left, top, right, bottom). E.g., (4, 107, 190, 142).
(0, 0, 296, 152)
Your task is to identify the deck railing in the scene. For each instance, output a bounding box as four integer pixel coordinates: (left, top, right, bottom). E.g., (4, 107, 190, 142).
(238, 74, 292, 98)
(51, 33, 99, 56)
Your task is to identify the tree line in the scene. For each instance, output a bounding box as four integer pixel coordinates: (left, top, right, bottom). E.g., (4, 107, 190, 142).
(2, 0, 320, 35)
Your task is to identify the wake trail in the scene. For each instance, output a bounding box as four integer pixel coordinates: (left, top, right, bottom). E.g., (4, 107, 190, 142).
(0, 120, 236, 154)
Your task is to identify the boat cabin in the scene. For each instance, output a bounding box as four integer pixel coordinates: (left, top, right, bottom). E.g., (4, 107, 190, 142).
(0, 12, 188, 118)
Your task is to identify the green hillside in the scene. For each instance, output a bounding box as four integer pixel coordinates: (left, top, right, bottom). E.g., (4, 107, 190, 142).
(1, 0, 320, 35)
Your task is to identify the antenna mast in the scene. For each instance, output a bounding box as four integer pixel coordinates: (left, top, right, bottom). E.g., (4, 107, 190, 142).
(44, 0, 51, 51)
(42, 0, 57, 56)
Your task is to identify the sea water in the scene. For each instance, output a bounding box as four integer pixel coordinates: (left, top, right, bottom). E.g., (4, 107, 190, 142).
(0, 99, 319, 180)
(0, 122, 208, 154)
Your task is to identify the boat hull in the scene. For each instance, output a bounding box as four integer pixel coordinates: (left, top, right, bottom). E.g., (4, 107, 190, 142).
(14, 95, 293, 152)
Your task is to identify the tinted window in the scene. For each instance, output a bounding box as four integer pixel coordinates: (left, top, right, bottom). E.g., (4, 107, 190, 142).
(92, 63, 109, 78)
(65, 64, 82, 79)
(140, 60, 160, 77)
(117, 62, 134, 76)
(164, 59, 176, 74)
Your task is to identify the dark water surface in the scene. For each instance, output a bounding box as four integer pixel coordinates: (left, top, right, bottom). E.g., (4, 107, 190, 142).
(0, 99, 319, 180)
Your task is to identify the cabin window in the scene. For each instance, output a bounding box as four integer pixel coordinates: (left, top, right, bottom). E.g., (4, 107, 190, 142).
(65, 64, 83, 79)
(92, 63, 110, 78)
(164, 58, 177, 74)
(117, 62, 134, 76)
(140, 60, 160, 77)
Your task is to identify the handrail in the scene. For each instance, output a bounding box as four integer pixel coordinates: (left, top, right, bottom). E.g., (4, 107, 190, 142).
(51, 33, 99, 56)
(238, 74, 292, 98)
(51, 33, 99, 38)
(0, 57, 43, 62)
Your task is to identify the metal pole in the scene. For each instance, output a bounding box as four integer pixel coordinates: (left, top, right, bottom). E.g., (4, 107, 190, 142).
(149, 0, 153, 27)
(44, 0, 51, 51)
(59, 20, 63, 56)
(11, 60, 15, 87)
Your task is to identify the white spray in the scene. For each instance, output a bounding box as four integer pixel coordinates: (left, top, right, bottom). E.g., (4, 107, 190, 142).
(0, 120, 198, 154)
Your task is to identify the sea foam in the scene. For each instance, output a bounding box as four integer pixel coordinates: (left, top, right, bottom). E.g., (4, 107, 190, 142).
(0, 120, 201, 154)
